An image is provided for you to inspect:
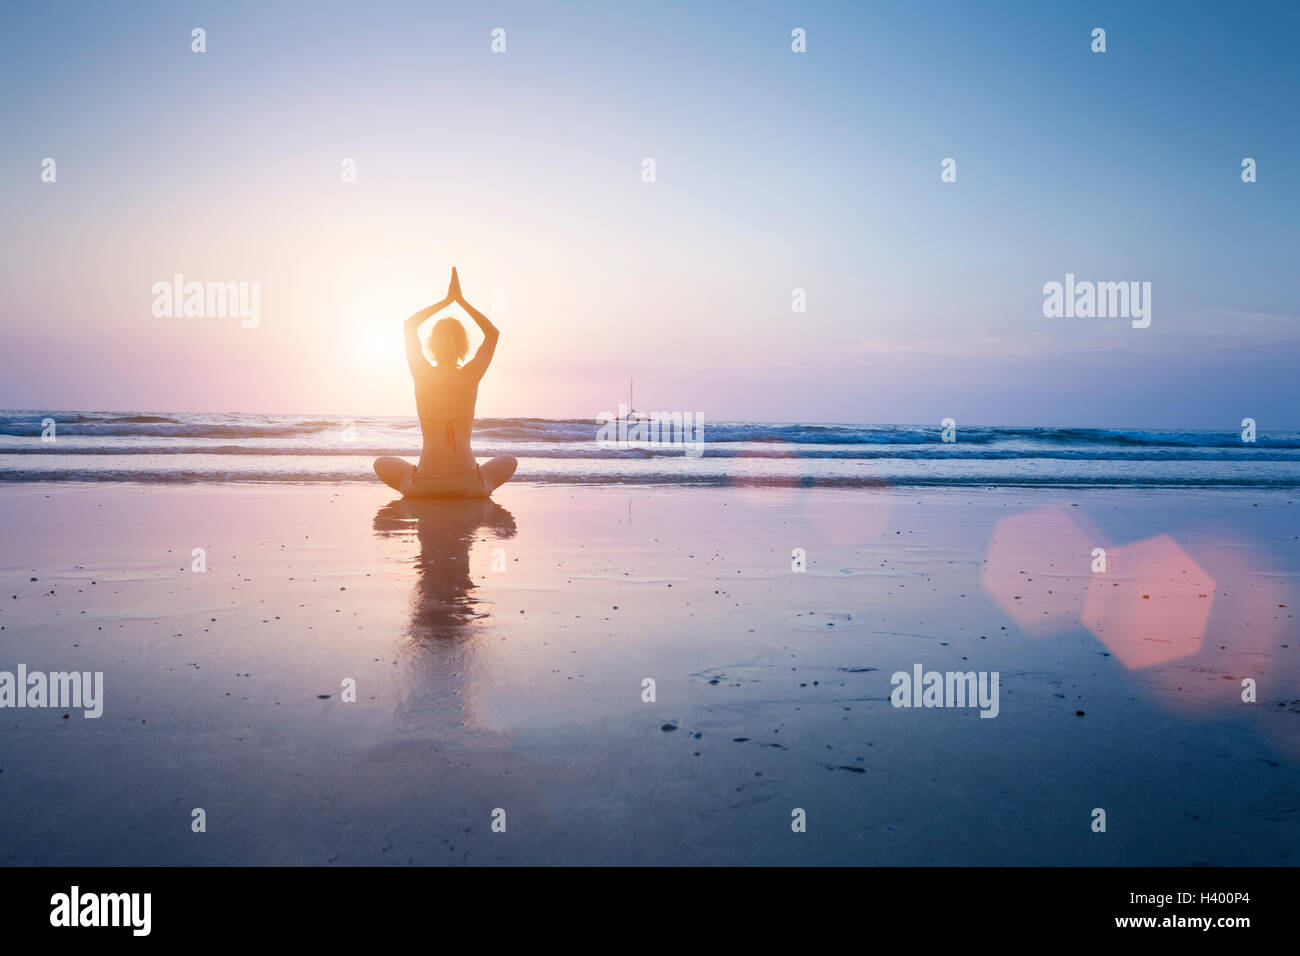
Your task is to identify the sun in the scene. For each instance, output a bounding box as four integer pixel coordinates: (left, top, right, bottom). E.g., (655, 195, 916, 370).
(346, 320, 406, 374)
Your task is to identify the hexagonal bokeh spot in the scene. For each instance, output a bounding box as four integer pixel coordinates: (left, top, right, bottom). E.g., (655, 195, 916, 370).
(1081, 534, 1216, 669)
(1127, 535, 1294, 719)
(980, 506, 1098, 636)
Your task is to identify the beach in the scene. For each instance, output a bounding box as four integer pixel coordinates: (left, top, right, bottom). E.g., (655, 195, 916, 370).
(1, 480, 1296, 866)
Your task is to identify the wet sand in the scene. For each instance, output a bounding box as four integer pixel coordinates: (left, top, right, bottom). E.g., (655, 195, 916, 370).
(0, 482, 1296, 865)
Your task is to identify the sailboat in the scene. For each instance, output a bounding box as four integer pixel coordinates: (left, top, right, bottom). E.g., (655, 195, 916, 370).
(621, 378, 643, 429)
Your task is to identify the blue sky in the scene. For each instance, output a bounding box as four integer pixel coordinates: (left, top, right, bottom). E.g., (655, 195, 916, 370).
(1, 0, 1297, 427)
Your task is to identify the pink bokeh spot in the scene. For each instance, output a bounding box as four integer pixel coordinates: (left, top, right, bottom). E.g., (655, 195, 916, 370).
(1081, 534, 1217, 670)
(980, 506, 1097, 637)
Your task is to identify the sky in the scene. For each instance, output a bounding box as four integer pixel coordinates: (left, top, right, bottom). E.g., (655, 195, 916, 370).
(1, 0, 1297, 427)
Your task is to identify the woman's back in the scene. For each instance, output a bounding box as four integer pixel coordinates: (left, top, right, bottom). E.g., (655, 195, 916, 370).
(415, 364, 480, 474)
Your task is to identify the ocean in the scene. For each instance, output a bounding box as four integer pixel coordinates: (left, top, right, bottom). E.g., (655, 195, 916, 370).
(2, 410, 1299, 487)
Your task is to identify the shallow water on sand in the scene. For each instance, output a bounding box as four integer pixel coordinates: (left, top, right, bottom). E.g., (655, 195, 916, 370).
(0, 483, 1296, 864)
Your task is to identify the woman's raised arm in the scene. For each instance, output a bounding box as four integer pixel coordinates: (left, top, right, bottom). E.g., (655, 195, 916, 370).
(402, 276, 457, 380)
(452, 268, 500, 379)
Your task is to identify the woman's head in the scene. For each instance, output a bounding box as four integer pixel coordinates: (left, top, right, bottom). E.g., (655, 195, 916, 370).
(427, 317, 469, 366)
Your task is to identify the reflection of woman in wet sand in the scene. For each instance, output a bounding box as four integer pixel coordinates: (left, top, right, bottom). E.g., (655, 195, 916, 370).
(373, 268, 517, 498)
(372, 497, 517, 637)
(372, 497, 517, 741)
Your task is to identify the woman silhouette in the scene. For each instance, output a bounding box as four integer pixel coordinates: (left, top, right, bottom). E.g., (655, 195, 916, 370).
(373, 268, 517, 498)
